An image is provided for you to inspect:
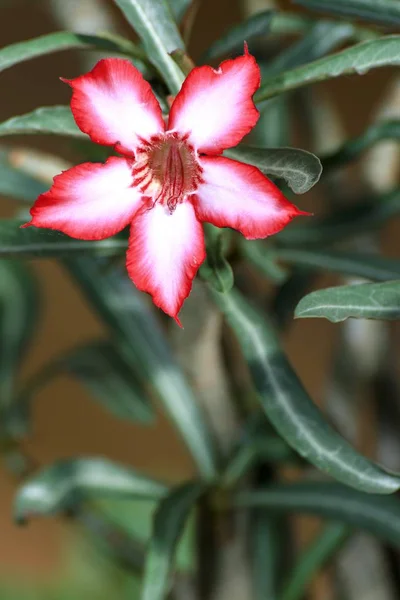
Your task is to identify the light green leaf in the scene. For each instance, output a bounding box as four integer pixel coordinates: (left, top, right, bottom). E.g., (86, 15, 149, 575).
(0, 219, 126, 257)
(277, 188, 400, 246)
(0, 155, 46, 201)
(0, 261, 39, 411)
(0, 31, 146, 75)
(295, 280, 400, 322)
(0, 106, 82, 138)
(113, 0, 185, 93)
(14, 458, 168, 523)
(226, 146, 322, 194)
(211, 287, 400, 493)
(201, 10, 274, 61)
(236, 481, 400, 547)
(323, 119, 400, 171)
(65, 258, 219, 480)
(167, 0, 192, 23)
(142, 482, 204, 600)
(256, 35, 400, 101)
(271, 247, 400, 281)
(294, 0, 400, 27)
(281, 522, 349, 600)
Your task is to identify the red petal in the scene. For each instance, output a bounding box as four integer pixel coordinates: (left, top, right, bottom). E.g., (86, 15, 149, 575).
(24, 157, 143, 240)
(126, 202, 205, 324)
(63, 58, 164, 155)
(194, 156, 307, 239)
(168, 48, 260, 155)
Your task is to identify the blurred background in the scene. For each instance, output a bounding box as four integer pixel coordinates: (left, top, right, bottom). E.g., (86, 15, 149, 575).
(0, 0, 399, 598)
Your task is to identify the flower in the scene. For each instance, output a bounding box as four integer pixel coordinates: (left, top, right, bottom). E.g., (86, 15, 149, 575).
(24, 49, 306, 325)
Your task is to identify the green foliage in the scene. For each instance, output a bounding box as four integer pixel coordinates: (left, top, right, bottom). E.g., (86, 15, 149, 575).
(294, 0, 400, 27)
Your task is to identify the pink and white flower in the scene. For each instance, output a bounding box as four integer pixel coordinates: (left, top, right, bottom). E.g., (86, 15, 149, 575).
(24, 50, 306, 325)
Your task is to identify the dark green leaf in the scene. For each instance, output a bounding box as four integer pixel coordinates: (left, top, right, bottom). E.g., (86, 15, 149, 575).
(268, 12, 375, 42)
(248, 96, 290, 147)
(65, 258, 219, 480)
(62, 339, 154, 423)
(142, 482, 204, 600)
(201, 10, 274, 61)
(0, 106, 83, 138)
(0, 219, 127, 257)
(295, 280, 400, 322)
(251, 513, 281, 600)
(14, 458, 167, 523)
(236, 481, 400, 547)
(0, 155, 46, 201)
(0, 261, 39, 411)
(0, 31, 145, 75)
(241, 240, 288, 284)
(281, 522, 349, 600)
(200, 224, 234, 293)
(272, 247, 400, 281)
(113, 0, 185, 93)
(226, 146, 322, 194)
(211, 287, 400, 493)
(256, 35, 400, 101)
(294, 0, 400, 27)
(323, 120, 400, 171)
(277, 188, 400, 246)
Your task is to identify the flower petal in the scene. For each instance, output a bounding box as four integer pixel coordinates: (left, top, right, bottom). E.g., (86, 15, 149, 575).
(23, 157, 143, 240)
(168, 48, 260, 154)
(63, 58, 164, 155)
(126, 202, 205, 324)
(194, 156, 307, 239)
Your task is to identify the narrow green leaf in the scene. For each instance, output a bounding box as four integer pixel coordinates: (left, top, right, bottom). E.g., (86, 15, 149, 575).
(235, 481, 400, 547)
(0, 156, 46, 201)
(271, 247, 400, 281)
(294, 0, 400, 27)
(0, 219, 126, 257)
(113, 0, 185, 93)
(65, 258, 219, 480)
(295, 281, 400, 322)
(277, 188, 400, 246)
(142, 482, 204, 600)
(256, 36, 400, 102)
(281, 522, 349, 600)
(0, 31, 146, 75)
(251, 513, 281, 600)
(264, 21, 357, 76)
(211, 287, 400, 493)
(226, 146, 322, 194)
(14, 458, 168, 523)
(241, 240, 288, 284)
(201, 10, 274, 61)
(0, 261, 39, 411)
(323, 120, 400, 171)
(268, 12, 375, 42)
(0, 106, 83, 139)
(59, 340, 154, 423)
(200, 224, 234, 293)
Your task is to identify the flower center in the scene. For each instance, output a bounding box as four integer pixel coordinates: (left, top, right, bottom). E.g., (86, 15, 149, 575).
(132, 132, 203, 212)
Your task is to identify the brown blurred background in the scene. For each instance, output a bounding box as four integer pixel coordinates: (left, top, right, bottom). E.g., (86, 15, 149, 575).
(0, 0, 399, 587)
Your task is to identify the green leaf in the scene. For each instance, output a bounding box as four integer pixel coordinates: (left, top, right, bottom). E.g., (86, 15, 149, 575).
(201, 10, 274, 61)
(200, 224, 234, 293)
(268, 12, 375, 42)
(323, 119, 400, 171)
(235, 481, 400, 547)
(65, 258, 219, 480)
(248, 96, 290, 147)
(295, 280, 400, 322)
(167, 0, 192, 23)
(0, 31, 146, 75)
(251, 513, 281, 600)
(0, 261, 39, 411)
(0, 155, 47, 201)
(142, 482, 204, 600)
(294, 0, 400, 27)
(264, 21, 357, 76)
(211, 287, 400, 493)
(54, 340, 153, 423)
(113, 0, 185, 93)
(281, 522, 349, 600)
(241, 240, 288, 284)
(226, 146, 322, 194)
(0, 106, 83, 138)
(256, 35, 400, 102)
(277, 188, 400, 246)
(271, 247, 400, 281)
(0, 219, 127, 257)
(14, 458, 167, 523)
